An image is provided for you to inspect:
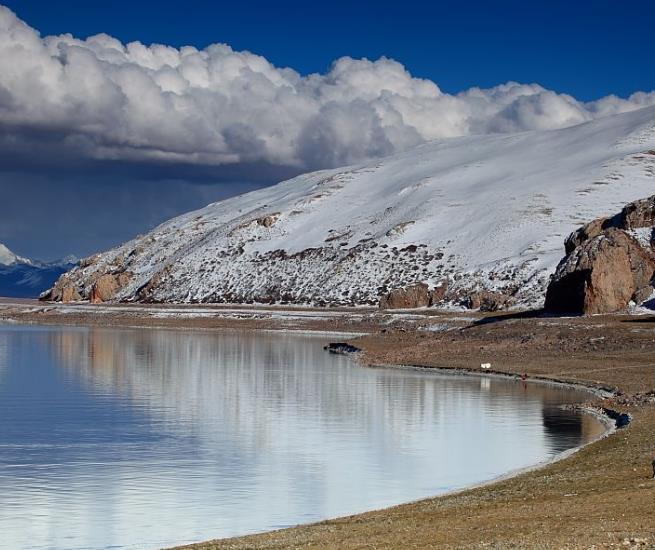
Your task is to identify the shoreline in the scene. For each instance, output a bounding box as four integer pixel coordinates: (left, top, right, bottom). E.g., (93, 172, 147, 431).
(309, 365, 623, 510)
(407, 402, 619, 504)
(1, 300, 654, 548)
(364, 360, 620, 399)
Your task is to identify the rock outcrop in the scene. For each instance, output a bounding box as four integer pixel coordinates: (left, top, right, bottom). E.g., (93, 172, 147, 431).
(60, 284, 82, 303)
(546, 196, 655, 314)
(323, 342, 361, 355)
(90, 272, 132, 303)
(379, 283, 430, 309)
(45, 279, 82, 302)
(378, 280, 453, 309)
(465, 290, 513, 312)
(620, 196, 655, 229)
(256, 214, 279, 228)
(564, 217, 615, 255)
(41, 267, 132, 303)
(429, 281, 449, 305)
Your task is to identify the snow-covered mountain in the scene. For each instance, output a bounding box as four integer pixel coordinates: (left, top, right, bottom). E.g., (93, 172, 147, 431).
(0, 243, 76, 298)
(0, 243, 31, 266)
(47, 105, 655, 307)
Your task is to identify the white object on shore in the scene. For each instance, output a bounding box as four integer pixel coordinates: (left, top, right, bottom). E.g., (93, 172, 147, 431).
(480, 363, 491, 370)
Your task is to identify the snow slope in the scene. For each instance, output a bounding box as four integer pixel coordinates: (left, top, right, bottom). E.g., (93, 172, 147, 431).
(54, 105, 655, 307)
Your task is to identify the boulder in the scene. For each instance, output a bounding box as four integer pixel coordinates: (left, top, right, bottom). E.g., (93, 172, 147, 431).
(256, 214, 279, 228)
(563, 195, 655, 255)
(546, 195, 655, 315)
(564, 217, 613, 254)
(618, 195, 655, 230)
(379, 282, 430, 309)
(90, 275, 118, 303)
(323, 342, 361, 355)
(545, 228, 655, 314)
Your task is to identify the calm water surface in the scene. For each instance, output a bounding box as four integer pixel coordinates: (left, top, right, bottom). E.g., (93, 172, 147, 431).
(0, 324, 603, 550)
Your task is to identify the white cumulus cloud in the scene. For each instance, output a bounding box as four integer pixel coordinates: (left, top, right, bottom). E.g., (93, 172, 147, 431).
(0, 5, 653, 172)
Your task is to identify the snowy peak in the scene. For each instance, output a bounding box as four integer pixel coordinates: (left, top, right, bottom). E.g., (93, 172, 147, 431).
(0, 243, 16, 266)
(0, 244, 79, 298)
(46, 105, 655, 307)
(0, 243, 31, 266)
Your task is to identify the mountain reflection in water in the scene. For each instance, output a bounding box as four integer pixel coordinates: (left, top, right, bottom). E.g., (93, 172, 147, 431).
(0, 325, 602, 550)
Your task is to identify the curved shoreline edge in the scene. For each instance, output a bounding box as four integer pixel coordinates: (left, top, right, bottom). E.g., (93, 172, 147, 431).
(360, 360, 627, 482)
(174, 338, 654, 549)
(172, 357, 631, 549)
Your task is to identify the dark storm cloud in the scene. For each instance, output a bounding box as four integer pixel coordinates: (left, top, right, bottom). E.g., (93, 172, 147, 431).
(0, 172, 266, 261)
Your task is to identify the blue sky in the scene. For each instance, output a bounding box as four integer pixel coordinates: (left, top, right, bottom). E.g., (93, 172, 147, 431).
(0, 0, 653, 260)
(4, 0, 653, 101)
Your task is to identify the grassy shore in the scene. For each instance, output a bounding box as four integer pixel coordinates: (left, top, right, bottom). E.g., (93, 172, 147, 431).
(1, 300, 654, 548)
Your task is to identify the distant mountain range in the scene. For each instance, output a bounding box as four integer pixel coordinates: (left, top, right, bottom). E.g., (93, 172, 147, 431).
(0, 244, 77, 298)
(45, 105, 655, 308)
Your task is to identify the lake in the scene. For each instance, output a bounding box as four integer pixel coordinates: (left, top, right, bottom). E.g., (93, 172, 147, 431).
(0, 324, 603, 550)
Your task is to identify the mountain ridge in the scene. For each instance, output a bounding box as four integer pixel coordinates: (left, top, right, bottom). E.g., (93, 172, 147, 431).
(0, 243, 31, 267)
(0, 243, 77, 298)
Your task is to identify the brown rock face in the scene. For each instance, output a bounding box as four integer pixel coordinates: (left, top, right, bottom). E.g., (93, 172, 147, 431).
(60, 285, 82, 303)
(428, 280, 449, 306)
(546, 195, 655, 315)
(42, 277, 81, 302)
(466, 291, 513, 312)
(562, 195, 655, 256)
(619, 195, 655, 230)
(91, 275, 117, 303)
(564, 217, 612, 255)
(546, 228, 655, 314)
(90, 272, 132, 303)
(379, 283, 430, 309)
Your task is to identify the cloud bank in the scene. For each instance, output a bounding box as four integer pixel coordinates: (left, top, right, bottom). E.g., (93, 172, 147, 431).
(1, 5, 654, 174)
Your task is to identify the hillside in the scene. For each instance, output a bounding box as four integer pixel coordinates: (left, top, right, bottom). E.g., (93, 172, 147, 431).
(45, 105, 655, 308)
